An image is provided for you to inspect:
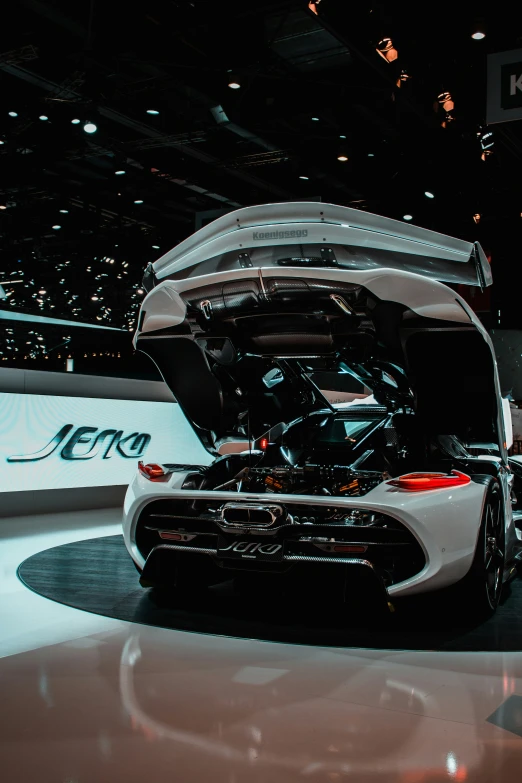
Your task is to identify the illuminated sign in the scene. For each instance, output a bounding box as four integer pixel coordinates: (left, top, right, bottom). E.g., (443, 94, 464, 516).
(7, 424, 151, 462)
(0, 392, 211, 492)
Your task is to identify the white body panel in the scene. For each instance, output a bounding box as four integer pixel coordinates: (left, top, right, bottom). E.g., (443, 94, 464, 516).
(151, 202, 490, 285)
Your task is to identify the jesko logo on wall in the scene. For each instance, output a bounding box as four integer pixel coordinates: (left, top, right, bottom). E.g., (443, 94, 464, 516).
(7, 425, 151, 462)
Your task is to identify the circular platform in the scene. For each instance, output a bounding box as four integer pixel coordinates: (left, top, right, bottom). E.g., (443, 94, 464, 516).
(18, 534, 522, 651)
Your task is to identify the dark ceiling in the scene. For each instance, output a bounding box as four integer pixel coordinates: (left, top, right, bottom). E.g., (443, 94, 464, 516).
(1, 0, 522, 372)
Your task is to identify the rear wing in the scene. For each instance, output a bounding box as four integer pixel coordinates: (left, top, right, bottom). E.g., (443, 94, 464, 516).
(149, 202, 492, 289)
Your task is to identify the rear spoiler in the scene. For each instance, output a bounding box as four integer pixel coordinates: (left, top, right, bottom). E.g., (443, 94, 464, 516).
(150, 202, 492, 289)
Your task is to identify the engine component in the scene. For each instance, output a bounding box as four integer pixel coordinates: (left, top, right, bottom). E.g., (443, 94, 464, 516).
(228, 464, 384, 497)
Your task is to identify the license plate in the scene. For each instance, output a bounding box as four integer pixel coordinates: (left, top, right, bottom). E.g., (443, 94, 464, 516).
(217, 537, 284, 562)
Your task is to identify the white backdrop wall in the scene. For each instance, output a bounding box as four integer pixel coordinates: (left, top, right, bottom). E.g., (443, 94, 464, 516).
(0, 368, 210, 515)
(0, 392, 210, 493)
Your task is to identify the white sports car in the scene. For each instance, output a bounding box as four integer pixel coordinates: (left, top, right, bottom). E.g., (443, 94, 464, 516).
(123, 202, 522, 617)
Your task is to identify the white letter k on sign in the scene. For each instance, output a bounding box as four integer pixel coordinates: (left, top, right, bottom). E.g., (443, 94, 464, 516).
(510, 73, 522, 95)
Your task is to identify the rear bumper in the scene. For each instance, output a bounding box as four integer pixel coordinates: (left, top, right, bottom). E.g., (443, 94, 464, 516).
(123, 474, 488, 597)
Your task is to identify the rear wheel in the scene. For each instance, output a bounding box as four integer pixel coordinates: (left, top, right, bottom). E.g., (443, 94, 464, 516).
(450, 478, 505, 619)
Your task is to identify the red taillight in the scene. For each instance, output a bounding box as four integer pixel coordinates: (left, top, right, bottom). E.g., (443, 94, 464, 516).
(260, 437, 269, 450)
(333, 545, 368, 554)
(159, 532, 182, 541)
(138, 461, 170, 482)
(388, 470, 471, 491)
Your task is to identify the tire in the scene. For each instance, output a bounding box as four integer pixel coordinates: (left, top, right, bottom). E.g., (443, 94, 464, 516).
(450, 477, 505, 619)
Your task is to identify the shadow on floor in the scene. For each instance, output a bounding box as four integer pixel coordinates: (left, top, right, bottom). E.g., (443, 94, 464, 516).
(18, 534, 522, 652)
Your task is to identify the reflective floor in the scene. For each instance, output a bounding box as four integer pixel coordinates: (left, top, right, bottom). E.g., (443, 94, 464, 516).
(1, 509, 522, 782)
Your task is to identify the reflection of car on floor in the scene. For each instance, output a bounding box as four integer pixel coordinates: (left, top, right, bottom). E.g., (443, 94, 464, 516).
(123, 202, 522, 617)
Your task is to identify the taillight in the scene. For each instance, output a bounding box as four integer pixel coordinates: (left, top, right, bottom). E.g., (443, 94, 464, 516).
(388, 470, 471, 491)
(260, 437, 269, 450)
(333, 545, 368, 553)
(138, 461, 171, 482)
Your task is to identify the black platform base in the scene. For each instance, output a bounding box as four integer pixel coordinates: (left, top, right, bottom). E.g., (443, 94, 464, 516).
(18, 535, 522, 652)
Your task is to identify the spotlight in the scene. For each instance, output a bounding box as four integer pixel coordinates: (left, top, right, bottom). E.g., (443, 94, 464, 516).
(339, 134, 347, 139)
(438, 91, 454, 112)
(38, 289, 46, 295)
(146, 109, 160, 115)
(478, 127, 495, 160)
(71, 118, 81, 124)
(337, 154, 349, 162)
(152, 244, 160, 249)
(91, 295, 99, 301)
(115, 170, 126, 175)
(59, 209, 69, 213)
(367, 153, 375, 157)
(0, 140, 4, 145)
(0, 205, 6, 210)
(83, 122, 97, 134)
(396, 69, 411, 88)
(472, 30, 486, 40)
(52, 224, 61, 229)
(403, 214, 413, 221)
(137, 288, 144, 294)
(8, 111, 18, 117)
(299, 175, 309, 180)
(311, 116, 320, 121)
(39, 115, 49, 121)
(424, 191, 435, 199)
(134, 199, 144, 204)
(376, 38, 398, 63)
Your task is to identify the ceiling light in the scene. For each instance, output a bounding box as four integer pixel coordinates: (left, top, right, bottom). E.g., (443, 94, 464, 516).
(91, 295, 99, 301)
(227, 69, 241, 89)
(38, 289, 46, 294)
(403, 214, 413, 221)
(137, 289, 144, 294)
(152, 244, 160, 249)
(337, 155, 349, 162)
(0, 140, 4, 145)
(52, 224, 61, 229)
(115, 170, 126, 175)
(472, 30, 485, 40)
(0, 205, 6, 210)
(71, 118, 81, 124)
(134, 199, 144, 204)
(8, 111, 18, 117)
(376, 38, 398, 63)
(59, 209, 69, 213)
(146, 109, 160, 115)
(339, 135, 346, 139)
(39, 115, 49, 121)
(83, 122, 97, 134)
(311, 116, 320, 121)
(424, 191, 435, 199)
(367, 153, 375, 157)
(299, 175, 309, 180)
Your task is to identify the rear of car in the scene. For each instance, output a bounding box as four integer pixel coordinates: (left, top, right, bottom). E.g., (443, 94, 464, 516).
(123, 202, 520, 613)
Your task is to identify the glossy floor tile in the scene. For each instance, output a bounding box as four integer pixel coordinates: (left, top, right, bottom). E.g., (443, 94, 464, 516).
(1, 509, 522, 782)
